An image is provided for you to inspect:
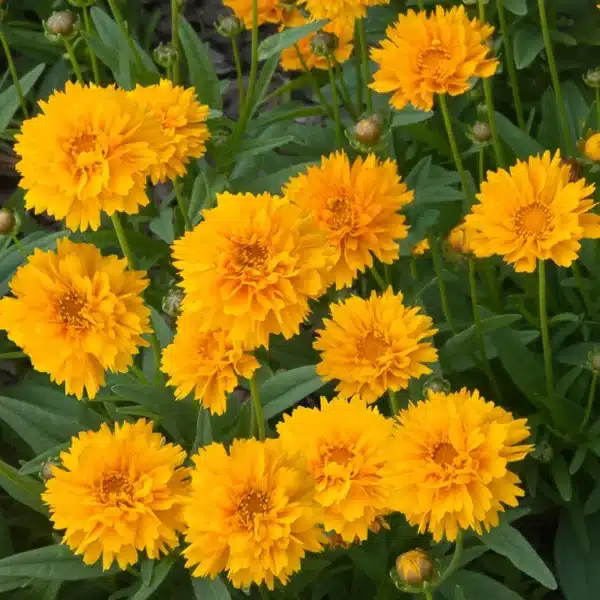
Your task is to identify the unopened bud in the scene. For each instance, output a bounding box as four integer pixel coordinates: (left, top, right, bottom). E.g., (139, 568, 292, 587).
(422, 377, 451, 395)
(354, 117, 382, 146)
(310, 31, 338, 57)
(582, 132, 600, 162)
(0, 209, 16, 235)
(153, 42, 179, 69)
(584, 68, 600, 89)
(162, 287, 184, 318)
(215, 14, 244, 38)
(395, 549, 434, 586)
(471, 121, 491, 143)
(44, 10, 78, 41)
(589, 348, 600, 373)
(41, 460, 58, 481)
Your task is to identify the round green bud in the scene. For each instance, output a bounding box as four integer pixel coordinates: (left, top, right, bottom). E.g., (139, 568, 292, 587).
(215, 14, 244, 38)
(0, 209, 16, 235)
(44, 10, 79, 42)
(153, 42, 179, 69)
(584, 68, 600, 89)
(310, 31, 338, 57)
(471, 121, 491, 143)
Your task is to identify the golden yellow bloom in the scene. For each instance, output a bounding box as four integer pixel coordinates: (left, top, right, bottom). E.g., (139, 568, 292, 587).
(583, 132, 600, 161)
(465, 151, 600, 272)
(15, 82, 162, 231)
(370, 6, 498, 111)
(446, 221, 474, 255)
(224, 0, 303, 28)
(173, 192, 332, 347)
(395, 549, 433, 586)
(314, 289, 438, 403)
(299, 0, 389, 22)
(392, 388, 533, 542)
(128, 80, 210, 184)
(411, 239, 430, 256)
(0, 239, 150, 400)
(284, 152, 413, 289)
(277, 396, 402, 543)
(280, 18, 354, 72)
(43, 420, 189, 570)
(161, 312, 259, 415)
(183, 438, 324, 590)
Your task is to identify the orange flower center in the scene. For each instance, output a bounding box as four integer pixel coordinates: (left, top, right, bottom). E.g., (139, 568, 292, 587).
(326, 194, 354, 230)
(71, 132, 97, 154)
(418, 41, 451, 78)
(57, 290, 92, 330)
(97, 471, 134, 505)
(238, 489, 270, 527)
(358, 331, 388, 361)
(514, 203, 550, 238)
(234, 242, 269, 271)
(433, 442, 458, 466)
(327, 444, 353, 465)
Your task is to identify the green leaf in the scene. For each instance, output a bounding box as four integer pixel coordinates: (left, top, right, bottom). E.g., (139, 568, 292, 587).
(257, 20, 328, 60)
(443, 314, 522, 353)
(236, 162, 315, 194)
(0, 64, 45, 134)
(260, 366, 326, 420)
(188, 169, 228, 225)
(180, 18, 222, 109)
(250, 53, 280, 119)
(514, 25, 545, 69)
(552, 453, 573, 502)
(455, 586, 468, 600)
(0, 458, 45, 514)
(557, 342, 596, 369)
(494, 112, 544, 159)
(191, 575, 231, 600)
(130, 556, 175, 600)
(478, 522, 557, 589)
(19, 443, 70, 476)
(391, 106, 433, 126)
(440, 571, 524, 600)
(0, 545, 117, 580)
(503, 0, 528, 16)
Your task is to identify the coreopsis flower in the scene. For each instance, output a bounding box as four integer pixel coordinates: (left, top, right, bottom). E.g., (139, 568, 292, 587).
(15, 82, 162, 231)
(128, 80, 210, 184)
(161, 311, 259, 415)
(283, 152, 413, 289)
(446, 221, 474, 255)
(465, 151, 600, 272)
(411, 239, 430, 256)
(0, 239, 150, 399)
(314, 289, 438, 403)
(392, 388, 533, 542)
(172, 192, 332, 347)
(277, 396, 402, 543)
(43, 420, 189, 570)
(582, 132, 600, 162)
(224, 0, 303, 28)
(298, 0, 389, 22)
(370, 6, 498, 111)
(280, 18, 354, 72)
(183, 438, 324, 590)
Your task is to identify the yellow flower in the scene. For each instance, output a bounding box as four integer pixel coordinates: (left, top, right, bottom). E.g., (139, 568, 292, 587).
(128, 80, 210, 184)
(314, 289, 438, 404)
(411, 239, 430, 256)
(15, 82, 162, 231)
(43, 420, 189, 570)
(446, 221, 474, 255)
(465, 151, 600, 272)
(583, 132, 600, 161)
(392, 388, 533, 542)
(0, 239, 150, 400)
(280, 18, 354, 72)
(161, 312, 259, 415)
(173, 192, 332, 347)
(283, 152, 413, 289)
(370, 6, 498, 111)
(299, 0, 389, 22)
(277, 396, 402, 543)
(224, 0, 303, 28)
(183, 438, 324, 590)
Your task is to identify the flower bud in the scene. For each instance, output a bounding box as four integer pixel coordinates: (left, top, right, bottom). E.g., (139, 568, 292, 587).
(475, 103, 488, 120)
(41, 460, 58, 481)
(162, 286, 184, 318)
(395, 549, 434, 586)
(582, 132, 600, 162)
(532, 441, 553, 463)
(471, 121, 491, 144)
(44, 10, 79, 41)
(422, 376, 451, 395)
(353, 116, 382, 146)
(584, 68, 600, 89)
(215, 14, 244, 38)
(0, 209, 16, 235)
(310, 31, 338, 57)
(589, 348, 600, 373)
(153, 42, 179, 69)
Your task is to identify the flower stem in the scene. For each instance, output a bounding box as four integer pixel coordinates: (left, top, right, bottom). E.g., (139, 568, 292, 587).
(295, 44, 335, 120)
(110, 213, 135, 269)
(478, 146, 485, 184)
(11, 233, 27, 258)
(572, 262, 594, 316)
(430, 238, 456, 335)
(481, 78, 506, 167)
(388, 389, 399, 416)
(417, 0, 425, 10)
(581, 371, 598, 432)
(250, 374, 265, 441)
(497, 0, 525, 130)
(356, 18, 372, 112)
(335, 61, 358, 120)
(436, 530, 464, 586)
(353, 20, 364, 111)
(82, 7, 101, 84)
(424, 590, 433, 600)
(231, 37, 245, 107)
(170, 0, 181, 84)
(438, 94, 471, 207)
(596, 87, 600, 129)
(328, 58, 343, 147)
(0, 351, 27, 360)
(173, 178, 192, 232)
(370, 264, 386, 291)
(537, 0, 573, 154)
(64, 38, 84, 84)
(538, 260, 554, 396)
(0, 28, 28, 118)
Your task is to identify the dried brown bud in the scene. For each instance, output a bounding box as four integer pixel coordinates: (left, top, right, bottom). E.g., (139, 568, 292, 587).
(353, 117, 382, 145)
(46, 10, 77, 36)
(471, 121, 491, 143)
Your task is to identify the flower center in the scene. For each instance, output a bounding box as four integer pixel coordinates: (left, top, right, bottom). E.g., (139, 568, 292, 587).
(97, 471, 134, 505)
(234, 242, 269, 271)
(432, 442, 458, 466)
(418, 40, 451, 77)
(358, 331, 388, 361)
(326, 194, 354, 230)
(237, 489, 270, 528)
(514, 203, 550, 238)
(71, 132, 97, 154)
(57, 290, 91, 330)
(327, 444, 353, 465)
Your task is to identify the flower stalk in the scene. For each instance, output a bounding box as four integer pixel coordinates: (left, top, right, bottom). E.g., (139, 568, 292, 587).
(0, 28, 29, 117)
(328, 58, 343, 147)
(294, 44, 335, 119)
(250, 374, 266, 441)
(64, 38, 84, 83)
(356, 18, 372, 112)
(231, 37, 245, 106)
(173, 178, 193, 232)
(538, 260, 554, 396)
(389, 389, 399, 416)
(430, 237, 456, 335)
(170, 0, 181, 84)
(581, 371, 598, 432)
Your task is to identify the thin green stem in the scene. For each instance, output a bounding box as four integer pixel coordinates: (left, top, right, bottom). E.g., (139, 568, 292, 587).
(538, 260, 554, 396)
(430, 238, 456, 335)
(478, 146, 485, 184)
(328, 59, 343, 147)
(82, 7, 101, 84)
(537, 0, 573, 154)
(357, 19, 372, 112)
(572, 262, 594, 316)
(0, 28, 28, 117)
(149, 329, 162, 386)
(424, 590, 433, 600)
(110, 213, 135, 269)
(170, 0, 181, 84)
(294, 44, 335, 119)
(436, 530, 464, 586)
(353, 20, 364, 111)
(173, 179, 192, 232)
(581, 371, 598, 432)
(10, 233, 27, 258)
(438, 94, 471, 207)
(388, 390, 399, 417)
(231, 37, 245, 107)
(107, 0, 144, 74)
(410, 257, 418, 281)
(64, 38, 84, 83)
(497, 0, 525, 130)
(370, 264, 386, 291)
(0, 351, 27, 360)
(250, 374, 265, 441)
(417, 0, 425, 11)
(596, 87, 600, 129)
(335, 61, 358, 120)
